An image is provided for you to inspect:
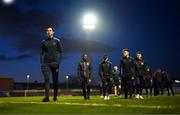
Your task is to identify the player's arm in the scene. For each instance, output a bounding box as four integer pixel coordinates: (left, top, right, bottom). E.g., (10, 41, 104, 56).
(40, 41, 45, 65)
(56, 39, 63, 64)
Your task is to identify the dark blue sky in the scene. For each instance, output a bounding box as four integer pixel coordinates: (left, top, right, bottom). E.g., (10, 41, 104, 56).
(0, 0, 179, 82)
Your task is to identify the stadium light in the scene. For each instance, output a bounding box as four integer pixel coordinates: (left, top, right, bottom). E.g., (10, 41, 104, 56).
(83, 14, 96, 30)
(27, 75, 30, 79)
(66, 75, 69, 79)
(2, 0, 15, 5)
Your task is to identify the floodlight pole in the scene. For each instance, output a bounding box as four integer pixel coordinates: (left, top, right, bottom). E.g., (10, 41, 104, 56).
(25, 75, 30, 97)
(66, 76, 69, 90)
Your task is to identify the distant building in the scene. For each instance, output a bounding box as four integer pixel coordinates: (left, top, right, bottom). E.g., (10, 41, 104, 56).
(0, 77, 14, 91)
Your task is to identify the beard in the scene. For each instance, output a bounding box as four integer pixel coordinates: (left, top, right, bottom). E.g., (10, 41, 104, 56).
(47, 33, 53, 38)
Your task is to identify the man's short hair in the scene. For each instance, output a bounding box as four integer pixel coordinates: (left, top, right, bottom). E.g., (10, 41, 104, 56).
(136, 51, 142, 55)
(46, 26, 55, 32)
(122, 48, 129, 53)
(82, 53, 88, 57)
(103, 54, 108, 60)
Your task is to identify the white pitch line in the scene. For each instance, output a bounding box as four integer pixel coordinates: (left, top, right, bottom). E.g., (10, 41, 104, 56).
(0, 101, 173, 109)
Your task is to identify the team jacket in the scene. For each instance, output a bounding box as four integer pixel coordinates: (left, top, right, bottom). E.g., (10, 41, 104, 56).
(40, 37, 63, 64)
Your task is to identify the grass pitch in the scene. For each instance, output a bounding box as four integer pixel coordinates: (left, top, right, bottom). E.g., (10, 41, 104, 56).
(0, 95, 180, 114)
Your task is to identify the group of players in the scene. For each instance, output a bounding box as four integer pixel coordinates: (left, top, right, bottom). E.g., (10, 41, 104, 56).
(41, 27, 174, 102)
(78, 49, 175, 100)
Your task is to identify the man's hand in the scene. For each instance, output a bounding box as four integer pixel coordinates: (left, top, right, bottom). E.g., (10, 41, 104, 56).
(51, 62, 59, 68)
(110, 77, 113, 82)
(131, 76, 135, 80)
(88, 79, 92, 83)
(41, 64, 49, 71)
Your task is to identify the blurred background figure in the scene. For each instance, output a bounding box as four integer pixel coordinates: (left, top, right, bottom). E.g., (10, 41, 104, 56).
(144, 65, 153, 97)
(162, 70, 175, 96)
(112, 66, 121, 97)
(154, 68, 164, 96)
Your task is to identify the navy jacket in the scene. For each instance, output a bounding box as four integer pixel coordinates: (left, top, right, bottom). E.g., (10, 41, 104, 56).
(134, 58, 146, 77)
(99, 61, 112, 80)
(40, 37, 63, 64)
(120, 57, 135, 77)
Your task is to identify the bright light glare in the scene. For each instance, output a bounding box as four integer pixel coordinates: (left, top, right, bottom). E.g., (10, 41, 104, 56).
(2, 0, 15, 5)
(27, 75, 30, 79)
(83, 14, 96, 30)
(66, 76, 69, 79)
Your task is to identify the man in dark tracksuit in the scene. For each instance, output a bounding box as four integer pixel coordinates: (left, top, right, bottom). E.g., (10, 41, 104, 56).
(144, 65, 153, 96)
(154, 68, 164, 95)
(162, 70, 175, 96)
(134, 51, 146, 99)
(120, 49, 134, 99)
(41, 27, 63, 102)
(78, 53, 93, 100)
(99, 55, 112, 100)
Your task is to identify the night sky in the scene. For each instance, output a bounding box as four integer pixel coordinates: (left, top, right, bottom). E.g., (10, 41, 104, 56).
(0, 0, 179, 83)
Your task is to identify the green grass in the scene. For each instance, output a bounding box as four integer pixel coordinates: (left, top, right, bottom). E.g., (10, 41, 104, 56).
(0, 95, 180, 114)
